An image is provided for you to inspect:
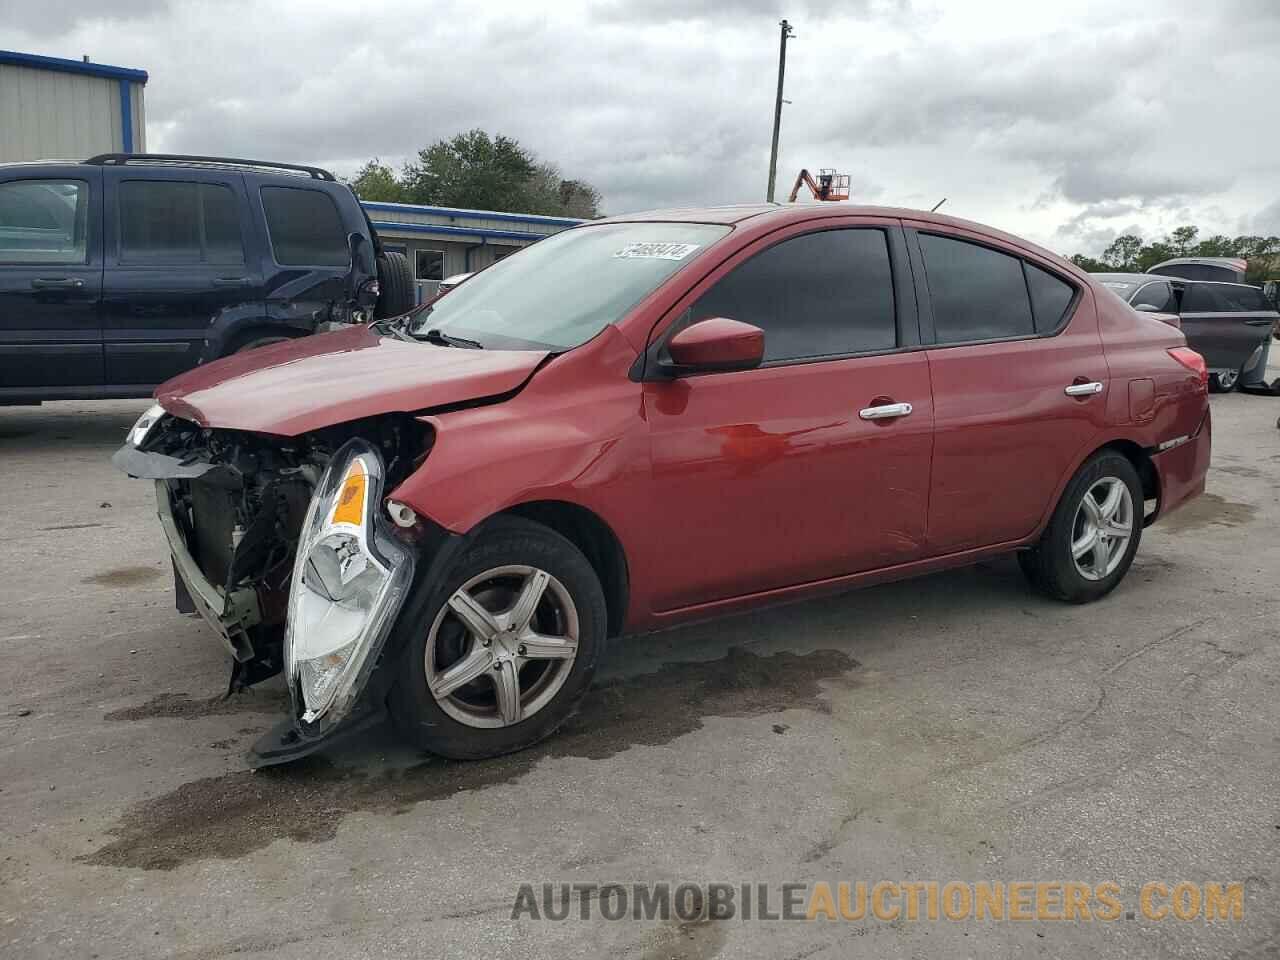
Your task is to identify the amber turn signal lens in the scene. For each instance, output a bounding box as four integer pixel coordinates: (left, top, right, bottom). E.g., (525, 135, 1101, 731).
(330, 458, 368, 526)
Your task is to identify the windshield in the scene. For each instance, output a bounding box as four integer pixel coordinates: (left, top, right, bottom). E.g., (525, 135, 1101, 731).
(404, 222, 731, 350)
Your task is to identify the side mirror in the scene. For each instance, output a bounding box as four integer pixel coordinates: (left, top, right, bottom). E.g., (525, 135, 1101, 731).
(664, 317, 764, 374)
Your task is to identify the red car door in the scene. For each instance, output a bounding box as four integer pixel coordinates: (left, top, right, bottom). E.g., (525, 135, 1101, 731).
(906, 223, 1110, 554)
(641, 219, 934, 613)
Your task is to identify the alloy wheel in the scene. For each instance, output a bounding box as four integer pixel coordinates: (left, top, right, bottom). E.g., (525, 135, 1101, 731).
(1070, 477, 1134, 581)
(424, 564, 579, 728)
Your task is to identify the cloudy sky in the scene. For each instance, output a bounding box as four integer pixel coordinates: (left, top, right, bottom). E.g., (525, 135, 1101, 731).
(5, 0, 1279, 256)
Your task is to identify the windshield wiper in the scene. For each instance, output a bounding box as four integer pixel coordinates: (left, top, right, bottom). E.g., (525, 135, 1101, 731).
(421, 328, 484, 349)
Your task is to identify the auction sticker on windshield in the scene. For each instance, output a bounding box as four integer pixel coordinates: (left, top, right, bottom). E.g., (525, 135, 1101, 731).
(613, 242, 701, 260)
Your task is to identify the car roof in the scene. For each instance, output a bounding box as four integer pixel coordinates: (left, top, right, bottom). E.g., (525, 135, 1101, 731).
(1093, 273, 1156, 283)
(591, 203, 1080, 273)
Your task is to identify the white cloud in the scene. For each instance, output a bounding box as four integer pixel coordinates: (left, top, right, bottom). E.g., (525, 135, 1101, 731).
(6, 0, 1278, 256)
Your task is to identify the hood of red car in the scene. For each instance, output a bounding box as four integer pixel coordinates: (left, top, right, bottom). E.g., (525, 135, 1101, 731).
(155, 325, 547, 436)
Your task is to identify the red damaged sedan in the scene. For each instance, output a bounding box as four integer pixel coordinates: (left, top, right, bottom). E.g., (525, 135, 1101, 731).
(113, 204, 1210, 764)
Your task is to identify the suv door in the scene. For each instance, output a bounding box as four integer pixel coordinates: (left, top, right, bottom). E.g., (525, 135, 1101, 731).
(0, 167, 104, 393)
(643, 220, 933, 611)
(1178, 282, 1274, 376)
(101, 169, 264, 386)
(907, 225, 1106, 553)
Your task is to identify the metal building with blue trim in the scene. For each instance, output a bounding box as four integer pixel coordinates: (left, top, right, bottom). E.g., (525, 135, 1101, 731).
(0, 50, 148, 162)
(361, 200, 583, 294)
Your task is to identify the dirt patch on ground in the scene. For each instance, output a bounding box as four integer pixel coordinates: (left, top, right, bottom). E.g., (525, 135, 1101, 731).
(1158, 493, 1257, 532)
(104, 690, 290, 722)
(83, 566, 162, 587)
(80, 647, 856, 871)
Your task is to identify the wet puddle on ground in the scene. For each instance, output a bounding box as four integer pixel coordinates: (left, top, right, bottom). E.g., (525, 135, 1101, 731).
(83, 566, 162, 587)
(104, 689, 291, 722)
(1156, 493, 1257, 532)
(81, 647, 856, 871)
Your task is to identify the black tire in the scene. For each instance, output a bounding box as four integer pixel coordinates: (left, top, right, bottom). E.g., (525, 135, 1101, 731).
(387, 516, 607, 760)
(1209, 369, 1239, 393)
(375, 250, 415, 319)
(1018, 451, 1143, 603)
(232, 333, 292, 355)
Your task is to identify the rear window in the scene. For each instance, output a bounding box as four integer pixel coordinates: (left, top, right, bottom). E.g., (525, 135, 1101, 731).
(120, 181, 244, 264)
(260, 186, 349, 266)
(920, 234, 1034, 342)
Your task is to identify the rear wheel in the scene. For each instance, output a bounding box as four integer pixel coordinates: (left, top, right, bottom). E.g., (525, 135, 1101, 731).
(1209, 368, 1240, 392)
(232, 334, 292, 354)
(388, 517, 606, 759)
(1018, 451, 1143, 603)
(375, 251, 415, 319)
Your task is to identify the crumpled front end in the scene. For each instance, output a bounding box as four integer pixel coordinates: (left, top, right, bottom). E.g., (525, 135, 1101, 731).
(113, 405, 434, 765)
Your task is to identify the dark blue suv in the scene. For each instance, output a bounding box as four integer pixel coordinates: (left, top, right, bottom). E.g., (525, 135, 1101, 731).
(0, 153, 413, 404)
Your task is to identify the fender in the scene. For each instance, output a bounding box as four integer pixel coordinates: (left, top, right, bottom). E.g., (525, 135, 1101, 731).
(388, 329, 648, 533)
(200, 300, 335, 363)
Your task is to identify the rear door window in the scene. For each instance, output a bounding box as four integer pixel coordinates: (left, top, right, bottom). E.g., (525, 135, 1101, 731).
(1219, 285, 1269, 311)
(119, 181, 244, 264)
(260, 186, 349, 266)
(0, 179, 89, 263)
(686, 228, 897, 362)
(1132, 281, 1178, 313)
(1181, 285, 1229, 312)
(920, 234, 1034, 342)
(1025, 264, 1076, 332)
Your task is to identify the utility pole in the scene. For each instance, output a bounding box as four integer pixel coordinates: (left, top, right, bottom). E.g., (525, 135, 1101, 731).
(766, 18, 795, 203)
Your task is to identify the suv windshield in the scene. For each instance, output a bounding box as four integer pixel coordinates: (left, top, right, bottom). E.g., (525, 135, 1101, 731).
(404, 222, 731, 350)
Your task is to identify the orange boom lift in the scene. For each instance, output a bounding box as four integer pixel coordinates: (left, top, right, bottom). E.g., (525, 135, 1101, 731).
(787, 168, 851, 202)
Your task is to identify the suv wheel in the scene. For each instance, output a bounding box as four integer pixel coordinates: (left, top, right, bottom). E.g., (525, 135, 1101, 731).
(233, 334, 292, 354)
(1018, 451, 1143, 603)
(388, 517, 606, 759)
(376, 251, 415, 319)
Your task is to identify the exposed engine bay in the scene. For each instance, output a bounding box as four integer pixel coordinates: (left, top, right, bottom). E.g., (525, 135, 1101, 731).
(115, 412, 432, 695)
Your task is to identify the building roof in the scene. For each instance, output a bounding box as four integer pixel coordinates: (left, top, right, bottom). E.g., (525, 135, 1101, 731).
(360, 201, 583, 229)
(0, 49, 148, 83)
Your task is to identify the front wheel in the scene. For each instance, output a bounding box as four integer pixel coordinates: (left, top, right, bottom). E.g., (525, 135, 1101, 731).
(1018, 451, 1143, 603)
(388, 517, 606, 759)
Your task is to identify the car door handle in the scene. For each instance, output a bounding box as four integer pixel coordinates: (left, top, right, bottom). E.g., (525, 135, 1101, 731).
(213, 277, 251, 287)
(1064, 381, 1104, 396)
(31, 277, 84, 289)
(1243, 319, 1273, 326)
(859, 401, 913, 420)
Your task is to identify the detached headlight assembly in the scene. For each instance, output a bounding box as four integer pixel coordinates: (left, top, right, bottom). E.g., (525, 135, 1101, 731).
(286, 439, 415, 729)
(127, 403, 166, 447)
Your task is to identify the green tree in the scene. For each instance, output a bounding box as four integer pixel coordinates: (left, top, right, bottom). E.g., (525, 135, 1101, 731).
(348, 159, 408, 203)
(402, 130, 538, 211)
(1070, 253, 1108, 272)
(1102, 234, 1142, 270)
(349, 131, 602, 218)
(1169, 225, 1199, 256)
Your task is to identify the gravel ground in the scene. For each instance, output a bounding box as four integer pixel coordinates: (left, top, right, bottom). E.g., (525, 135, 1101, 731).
(0, 394, 1277, 960)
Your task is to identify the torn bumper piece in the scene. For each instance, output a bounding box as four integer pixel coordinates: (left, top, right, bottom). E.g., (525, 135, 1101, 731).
(115, 437, 426, 763)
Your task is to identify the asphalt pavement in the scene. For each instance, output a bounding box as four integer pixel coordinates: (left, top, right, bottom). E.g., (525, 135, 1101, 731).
(1, 394, 1277, 959)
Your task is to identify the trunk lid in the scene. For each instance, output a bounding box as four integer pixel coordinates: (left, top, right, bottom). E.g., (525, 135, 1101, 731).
(156, 325, 547, 436)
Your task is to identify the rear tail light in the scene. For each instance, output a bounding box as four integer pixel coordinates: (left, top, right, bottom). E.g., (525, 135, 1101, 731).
(1168, 347, 1208, 388)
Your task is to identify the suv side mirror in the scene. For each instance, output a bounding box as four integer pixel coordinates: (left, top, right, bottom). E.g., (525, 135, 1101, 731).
(664, 317, 765, 374)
